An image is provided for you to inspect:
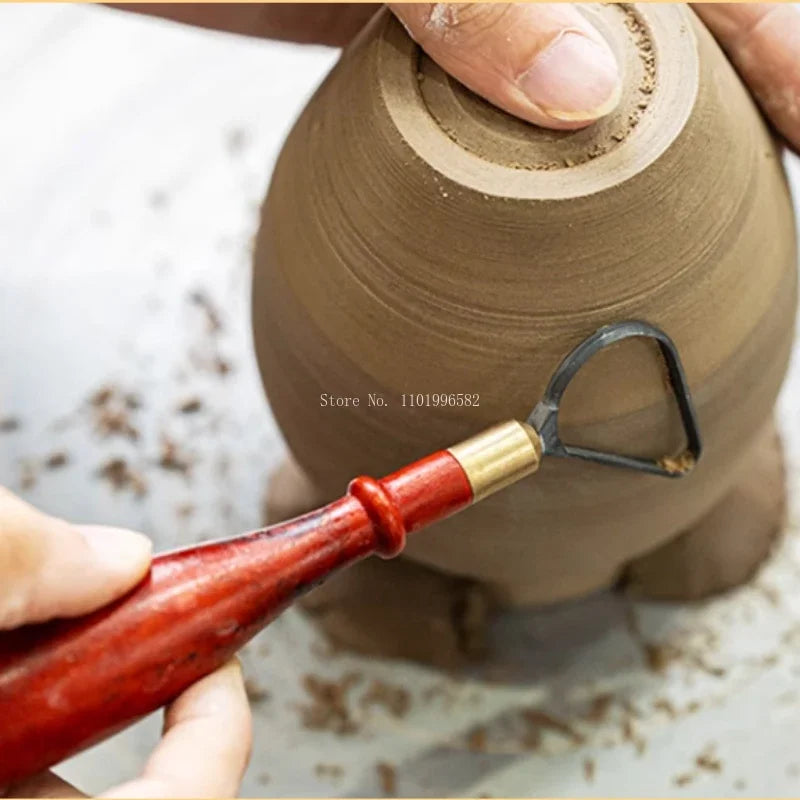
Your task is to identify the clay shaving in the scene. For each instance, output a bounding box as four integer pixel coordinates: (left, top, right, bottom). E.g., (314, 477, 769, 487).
(673, 743, 722, 786)
(522, 708, 586, 746)
(178, 397, 203, 414)
(90, 385, 140, 441)
(359, 679, 411, 718)
(584, 693, 614, 723)
(376, 762, 397, 796)
(189, 288, 223, 334)
(44, 451, 69, 470)
(157, 436, 193, 475)
(97, 458, 147, 497)
(298, 672, 361, 735)
(658, 451, 697, 476)
(467, 726, 488, 752)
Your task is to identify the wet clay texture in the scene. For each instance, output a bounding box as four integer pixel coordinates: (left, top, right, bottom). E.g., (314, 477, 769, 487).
(253, 4, 797, 650)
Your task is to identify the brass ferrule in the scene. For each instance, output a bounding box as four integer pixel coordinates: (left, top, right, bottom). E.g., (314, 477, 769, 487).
(447, 420, 543, 503)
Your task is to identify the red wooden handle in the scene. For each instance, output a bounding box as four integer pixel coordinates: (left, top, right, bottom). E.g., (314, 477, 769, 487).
(0, 420, 542, 785)
(0, 451, 473, 786)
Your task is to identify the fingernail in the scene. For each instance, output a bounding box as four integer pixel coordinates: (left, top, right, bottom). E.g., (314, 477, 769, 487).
(519, 31, 621, 123)
(77, 525, 152, 575)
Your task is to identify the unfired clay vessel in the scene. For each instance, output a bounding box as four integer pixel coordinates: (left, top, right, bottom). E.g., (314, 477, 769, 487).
(252, 5, 798, 666)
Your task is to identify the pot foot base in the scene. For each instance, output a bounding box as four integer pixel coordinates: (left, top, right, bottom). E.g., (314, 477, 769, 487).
(264, 455, 493, 669)
(621, 421, 786, 601)
(298, 556, 493, 669)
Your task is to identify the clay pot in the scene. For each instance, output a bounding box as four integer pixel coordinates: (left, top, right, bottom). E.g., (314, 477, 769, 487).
(252, 5, 797, 609)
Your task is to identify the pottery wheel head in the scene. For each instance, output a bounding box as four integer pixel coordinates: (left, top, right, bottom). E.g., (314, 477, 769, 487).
(380, 4, 699, 200)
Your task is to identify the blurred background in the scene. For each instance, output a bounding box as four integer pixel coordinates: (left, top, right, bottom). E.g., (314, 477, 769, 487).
(3, 4, 800, 796)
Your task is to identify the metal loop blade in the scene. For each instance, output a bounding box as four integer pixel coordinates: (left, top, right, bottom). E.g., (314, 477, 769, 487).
(526, 321, 702, 478)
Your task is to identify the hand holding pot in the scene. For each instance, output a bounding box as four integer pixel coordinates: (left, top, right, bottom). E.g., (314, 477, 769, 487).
(115, 2, 800, 150)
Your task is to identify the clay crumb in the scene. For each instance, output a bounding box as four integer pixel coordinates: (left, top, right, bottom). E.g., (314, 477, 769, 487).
(176, 502, 195, 518)
(44, 451, 69, 470)
(674, 772, 694, 787)
(258, 772, 271, 785)
(0, 417, 21, 433)
(91, 385, 115, 404)
(658, 451, 696, 476)
(90, 385, 140, 441)
(696, 744, 722, 773)
(653, 697, 677, 718)
(157, 436, 193, 475)
(97, 458, 147, 497)
(299, 672, 361, 735)
(315, 763, 344, 780)
(584, 692, 614, 723)
(178, 397, 203, 414)
(96, 408, 139, 440)
(189, 289, 223, 334)
(583, 757, 596, 783)
(644, 641, 681, 672)
(213, 355, 233, 376)
(360, 680, 411, 718)
(467, 726, 488, 752)
(244, 678, 271, 703)
(521, 708, 585, 746)
(376, 762, 397, 796)
(622, 715, 647, 755)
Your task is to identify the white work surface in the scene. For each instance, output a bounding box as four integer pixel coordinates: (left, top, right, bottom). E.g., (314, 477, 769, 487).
(2, 5, 800, 797)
